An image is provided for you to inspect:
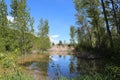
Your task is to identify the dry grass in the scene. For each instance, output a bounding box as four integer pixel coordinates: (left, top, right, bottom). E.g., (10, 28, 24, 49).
(0, 67, 5, 75)
(18, 53, 49, 64)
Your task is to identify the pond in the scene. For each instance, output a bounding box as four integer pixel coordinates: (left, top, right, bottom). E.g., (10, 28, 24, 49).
(23, 54, 104, 80)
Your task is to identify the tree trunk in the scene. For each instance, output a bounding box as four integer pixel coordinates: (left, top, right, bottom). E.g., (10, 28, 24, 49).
(110, 0, 120, 35)
(101, 0, 113, 47)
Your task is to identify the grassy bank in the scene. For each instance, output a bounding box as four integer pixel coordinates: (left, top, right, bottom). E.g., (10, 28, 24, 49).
(0, 52, 34, 80)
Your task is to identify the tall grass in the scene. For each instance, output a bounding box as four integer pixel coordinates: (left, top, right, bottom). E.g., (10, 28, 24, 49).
(59, 70, 120, 80)
(0, 71, 34, 80)
(0, 53, 34, 80)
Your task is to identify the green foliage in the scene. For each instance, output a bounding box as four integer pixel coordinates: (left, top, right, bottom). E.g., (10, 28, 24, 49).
(0, 0, 51, 54)
(70, 25, 75, 46)
(10, 0, 33, 54)
(59, 74, 104, 80)
(59, 70, 120, 80)
(0, 71, 34, 80)
(73, 0, 104, 49)
(73, 0, 120, 53)
(39, 37, 50, 51)
(0, 0, 8, 52)
(0, 53, 34, 80)
(113, 37, 120, 53)
(72, 1, 120, 79)
(38, 18, 49, 37)
(37, 18, 50, 52)
(105, 65, 120, 79)
(0, 0, 7, 28)
(0, 53, 17, 68)
(0, 38, 5, 52)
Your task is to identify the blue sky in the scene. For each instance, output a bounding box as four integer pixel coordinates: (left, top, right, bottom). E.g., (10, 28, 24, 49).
(6, 0, 76, 44)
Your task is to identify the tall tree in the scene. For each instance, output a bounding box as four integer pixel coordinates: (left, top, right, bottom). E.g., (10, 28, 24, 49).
(0, 0, 8, 51)
(101, 0, 113, 47)
(24, 16, 35, 53)
(37, 18, 50, 51)
(110, 0, 119, 34)
(87, 0, 101, 48)
(10, 0, 31, 54)
(70, 25, 75, 46)
(29, 17, 34, 34)
(74, 0, 102, 48)
(38, 18, 49, 37)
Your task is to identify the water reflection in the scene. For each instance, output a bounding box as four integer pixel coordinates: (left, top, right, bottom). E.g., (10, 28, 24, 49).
(69, 56, 77, 74)
(77, 58, 104, 75)
(25, 54, 103, 80)
(48, 55, 78, 80)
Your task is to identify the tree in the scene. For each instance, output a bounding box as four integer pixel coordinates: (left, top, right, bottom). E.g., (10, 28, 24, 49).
(86, 0, 101, 48)
(0, 0, 8, 51)
(73, 0, 102, 48)
(70, 25, 75, 46)
(38, 18, 49, 37)
(29, 17, 34, 34)
(110, 0, 119, 34)
(10, 0, 32, 54)
(37, 18, 50, 52)
(101, 0, 113, 48)
(58, 40, 63, 46)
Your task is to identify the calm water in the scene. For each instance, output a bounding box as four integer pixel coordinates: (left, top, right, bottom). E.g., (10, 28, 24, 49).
(27, 54, 103, 80)
(48, 55, 78, 80)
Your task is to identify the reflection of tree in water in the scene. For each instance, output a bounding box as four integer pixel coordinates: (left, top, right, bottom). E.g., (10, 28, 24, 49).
(59, 55, 62, 58)
(77, 59, 104, 75)
(69, 61, 75, 74)
(35, 56, 50, 76)
(55, 64, 61, 79)
(50, 59, 61, 80)
(69, 56, 77, 74)
(48, 55, 62, 80)
(63, 55, 66, 59)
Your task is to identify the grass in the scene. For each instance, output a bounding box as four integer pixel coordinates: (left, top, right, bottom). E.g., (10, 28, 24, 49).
(0, 70, 34, 80)
(0, 52, 34, 80)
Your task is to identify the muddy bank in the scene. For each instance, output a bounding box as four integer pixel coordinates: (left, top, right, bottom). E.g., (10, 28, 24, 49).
(48, 45, 74, 55)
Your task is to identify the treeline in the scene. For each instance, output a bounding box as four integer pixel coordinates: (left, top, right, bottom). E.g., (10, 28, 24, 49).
(70, 0, 120, 55)
(69, 1, 120, 78)
(0, 0, 50, 54)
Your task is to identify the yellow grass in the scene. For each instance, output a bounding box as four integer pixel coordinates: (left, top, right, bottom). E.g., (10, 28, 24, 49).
(18, 53, 49, 64)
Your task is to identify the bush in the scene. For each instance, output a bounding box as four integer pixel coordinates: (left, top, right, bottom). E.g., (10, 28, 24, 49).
(0, 53, 34, 80)
(105, 64, 120, 80)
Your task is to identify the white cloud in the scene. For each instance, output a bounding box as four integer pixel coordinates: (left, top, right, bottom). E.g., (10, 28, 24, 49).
(50, 35, 59, 38)
(49, 35, 59, 44)
(7, 16, 14, 22)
